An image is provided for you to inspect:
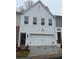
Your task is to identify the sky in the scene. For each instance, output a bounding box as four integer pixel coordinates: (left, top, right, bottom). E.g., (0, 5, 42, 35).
(16, 0, 62, 16)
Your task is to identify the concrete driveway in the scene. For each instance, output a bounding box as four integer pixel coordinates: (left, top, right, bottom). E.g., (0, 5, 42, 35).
(16, 46, 62, 59)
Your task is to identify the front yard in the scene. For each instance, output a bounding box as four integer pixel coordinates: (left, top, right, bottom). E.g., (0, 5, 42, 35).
(16, 45, 30, 57)
(16, 50, 30, 57)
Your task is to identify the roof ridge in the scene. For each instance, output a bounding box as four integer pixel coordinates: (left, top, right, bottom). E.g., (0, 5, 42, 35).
(23, 1, 40, 13)
(22, 0, 54, 17)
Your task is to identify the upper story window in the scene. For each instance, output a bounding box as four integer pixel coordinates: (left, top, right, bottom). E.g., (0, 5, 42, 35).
(33, 17, 37, 25)
(41, 18, 45, 25)
(49, 19, 52, 26)
(24, 16, 29, 24)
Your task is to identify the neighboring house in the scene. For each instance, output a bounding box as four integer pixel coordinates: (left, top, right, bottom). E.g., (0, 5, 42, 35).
(54, 15, 62, 45)
(16, 11, 23, 45)
(16, 1, 62, 47)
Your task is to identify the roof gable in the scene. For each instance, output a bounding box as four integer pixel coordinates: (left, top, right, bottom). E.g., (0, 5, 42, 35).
(23, 1, 54, 18)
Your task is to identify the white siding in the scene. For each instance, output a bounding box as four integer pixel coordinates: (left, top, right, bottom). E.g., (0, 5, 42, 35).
(19, 2, 57, 46)
(20, 3, 56, 34)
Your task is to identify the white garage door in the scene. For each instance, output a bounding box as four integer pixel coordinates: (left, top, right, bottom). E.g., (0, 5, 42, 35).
(28, 34, 55, 46)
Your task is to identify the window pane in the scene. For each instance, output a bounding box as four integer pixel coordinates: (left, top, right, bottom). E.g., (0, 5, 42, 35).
(24, 16, 28, 24)
(49, 19, 52, 26)
(33, 17, 37, 24)
(41, 18, 45, 25)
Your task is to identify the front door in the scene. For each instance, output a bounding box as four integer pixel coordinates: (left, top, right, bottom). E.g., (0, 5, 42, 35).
(57, 32, 61, 43)
(20, 33, 26, 47)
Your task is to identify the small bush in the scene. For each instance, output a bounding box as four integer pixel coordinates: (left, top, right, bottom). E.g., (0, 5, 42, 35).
(25, 47, 30, 52)
(22, 45, 30, 51)
(16, 47, 21, 51)
(16, 45, 30, 57)
(16, 45, 30, 52)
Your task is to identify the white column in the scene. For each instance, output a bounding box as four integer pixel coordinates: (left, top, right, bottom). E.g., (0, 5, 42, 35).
(28, 34, 30, 46)
(18, 32, 21, 47)
(54, 17, 57, 44)
(18, 14, 22, 47)
(25, 33, 27, 46)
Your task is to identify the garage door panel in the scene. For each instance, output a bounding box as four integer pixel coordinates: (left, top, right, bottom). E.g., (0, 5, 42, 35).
(28, 34, 55, 46)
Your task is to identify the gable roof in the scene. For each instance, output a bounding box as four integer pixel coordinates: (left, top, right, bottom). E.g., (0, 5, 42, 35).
(23, 0, 54, 18)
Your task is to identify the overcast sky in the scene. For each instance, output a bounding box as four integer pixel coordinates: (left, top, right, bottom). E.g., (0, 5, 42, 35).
(16, 0, 62, 16)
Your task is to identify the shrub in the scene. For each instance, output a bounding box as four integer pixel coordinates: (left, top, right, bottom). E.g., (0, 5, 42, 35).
(16, 45, 30, 57)
(24, 45, 30, 51)
(16, 45, 30, 52)
(16, 47, 21, 51)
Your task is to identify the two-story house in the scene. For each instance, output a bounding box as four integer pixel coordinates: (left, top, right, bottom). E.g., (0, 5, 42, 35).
(16, 1, 62, 47)
(55, 15, 62, 46)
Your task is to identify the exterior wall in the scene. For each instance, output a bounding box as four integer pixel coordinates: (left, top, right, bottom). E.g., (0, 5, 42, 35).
(55, 16, 62, 47)
(55, 16, 62, 41)
(16, 14, 21, 26)
(20, 3, 56, 34)
(19, 3, 57, 46)
(16, 26, 20, 45)
(55, 16, 62, 27)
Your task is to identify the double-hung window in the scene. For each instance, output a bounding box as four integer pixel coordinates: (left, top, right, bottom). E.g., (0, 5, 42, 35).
(41, 18, 45, 25)
(24, 16, 29, 24)
(33, 17, 37, 24)
(49, 19, 52, 26)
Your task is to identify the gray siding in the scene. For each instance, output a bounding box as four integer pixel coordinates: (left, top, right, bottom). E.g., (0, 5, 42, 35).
(16, 26, 19, 45)
(16, 14, 21, 26)
(55, 16, 62, 27)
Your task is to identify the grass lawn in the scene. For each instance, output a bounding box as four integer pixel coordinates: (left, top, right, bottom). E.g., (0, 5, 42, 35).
(16, 50, 30, 57)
